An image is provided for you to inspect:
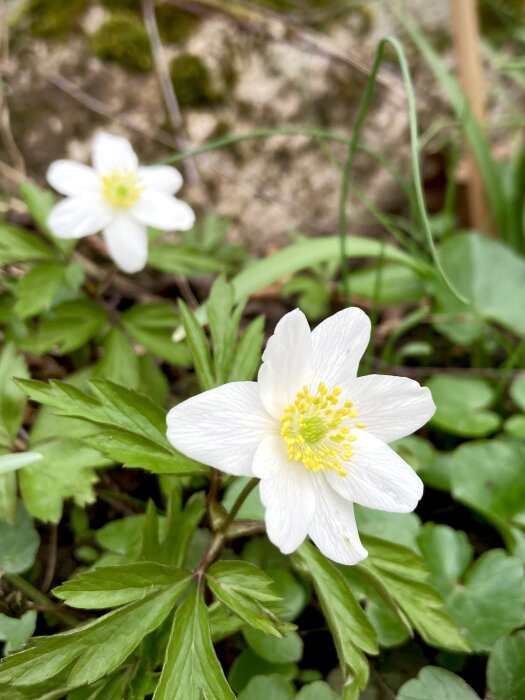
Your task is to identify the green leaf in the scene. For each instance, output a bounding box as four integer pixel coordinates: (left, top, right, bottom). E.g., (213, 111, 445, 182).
(228, 648, 298, 693)
(0, 471, 17, 524)
(172, 235, 420, 341)
(207, 560, 293, 636)
(14, 262, 66, 319)
(228, 314, 265, 382)
(207, 276, 235, 385)
(0, 222, 54, 264)
(293, 542, 378, 696)
(366, 599, 410, 648)
(510, 373, 525, 412)
(153, 584, 235, 700)
(148, 244, 226, 275)
(296, 681, 340, 700)
(435, 233, 525, 338)
(487, 632, 525, 700)
(0, 585, 186, 688)
(222, 478, 264, 521)
(53, 562, 190, 609)
(121, 303, 191, 365)
(397, 666, 480, 700)
(177, 300, 215, 390)
(93, 328, 141, 390)
(0, 343, 29, 447)
(19, 438, 108, 523)
(355, 506, 421, 550)
(238, 675, 295, 700)
(451, 440, 525, 540)
(358, 536, 469, 652)
(0, 501, 40, 574)
(446, 549, 525, 652)
(83, 429, 204, 475)
(0, 611, 37, 655)
(417, 524, 473, 598)
(18, 300, 106, 355)
(351, 263, 425, 304)
(18, 378, 207, 477)
(426, 376, 500, 437)
(504, 414, 525, 439)
(243, 627, 303, 664)
(19, 182, 76, 255)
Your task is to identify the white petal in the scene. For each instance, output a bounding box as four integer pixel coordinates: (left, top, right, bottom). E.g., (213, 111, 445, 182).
(347, 375, 436, 443)
(255, 436, 317, 554)
(257, 309, 313, 419)
(92, 132, 138, 174)
(308, 487, 368, 565)
(132, 190, 195, 231)
(325, 429, 423, 513)
(46, 160, 100, 197)
(103, 216, 148, 274)
(310, 307, 371, 388)
(166, 382, 277, 476)
(138, 166, 183, 194)
(47, 195, 112, 239)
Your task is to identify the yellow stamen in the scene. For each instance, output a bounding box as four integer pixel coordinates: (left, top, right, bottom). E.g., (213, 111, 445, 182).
(101, 169, 143, 208)
(280, 382, 361, 478)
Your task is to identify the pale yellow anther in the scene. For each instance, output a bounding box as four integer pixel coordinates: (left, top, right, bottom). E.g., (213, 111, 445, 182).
(280, 382, 362, 478)
(101, 169, 143, 208)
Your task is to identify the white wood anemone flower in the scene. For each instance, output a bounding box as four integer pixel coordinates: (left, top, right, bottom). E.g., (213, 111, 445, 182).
(166, 308, 436, 565)
(46, 132, 195, 273)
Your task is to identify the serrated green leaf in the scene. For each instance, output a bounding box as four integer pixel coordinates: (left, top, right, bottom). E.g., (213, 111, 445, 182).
(487, 631, 525, 700)
(53, 562, 190, 609)
(0, 501, 40, 574)
(0, 452, 43, 475)
(18, 300, 106, 355)
(207, 276, 235, 385)
(0, 223, 55, 264)
(121, 303, 191, 366)
(153, 584, 235, 700)
(19, 438, 108, 523)
(207, 561, 293, 637)
(177, 300, 215, 390)
(293, 542, 377, 696)
(397, 666, 480, 700)
(14, 262, 66, 319)
(0, 585, 186, 688)
(83, 429, 206, 476)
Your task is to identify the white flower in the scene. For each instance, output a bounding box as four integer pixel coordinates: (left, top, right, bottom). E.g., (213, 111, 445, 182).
(166, 308, 435, 565)
(46, 132, 195, 273)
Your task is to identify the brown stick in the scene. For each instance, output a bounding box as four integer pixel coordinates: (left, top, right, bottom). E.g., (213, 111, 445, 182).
(450, 0, 492, 234)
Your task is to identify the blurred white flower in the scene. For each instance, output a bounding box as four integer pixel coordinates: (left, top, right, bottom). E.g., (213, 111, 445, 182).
(166, 307, 436, 565)
(46, 132, 195, 273)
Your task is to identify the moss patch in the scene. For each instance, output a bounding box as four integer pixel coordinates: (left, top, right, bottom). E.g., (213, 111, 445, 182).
(169, 54, 219, 107)
(23, 0, 89, 39)
(156, 5, 201, 43)
(90, 11, 152, 72)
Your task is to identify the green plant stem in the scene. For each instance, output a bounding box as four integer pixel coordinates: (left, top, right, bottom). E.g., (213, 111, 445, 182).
(194, 477, 259, 578)
(5, 574, 79, 627)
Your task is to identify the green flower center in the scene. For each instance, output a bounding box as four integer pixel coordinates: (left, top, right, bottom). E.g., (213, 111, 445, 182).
(101, 169, 143, 208)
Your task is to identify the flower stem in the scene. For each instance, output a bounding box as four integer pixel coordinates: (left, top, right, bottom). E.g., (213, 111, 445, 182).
(223, 478, 259, 529)
(5, 574, 80, 626)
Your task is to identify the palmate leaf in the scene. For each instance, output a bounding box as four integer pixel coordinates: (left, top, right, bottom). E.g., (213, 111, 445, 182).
(16, 378, 208, 477)
(207, 561, 294, 637)
(153, 584, 235, 700)
(292, 542, 378, 700)
(0, 581, 189, 689)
